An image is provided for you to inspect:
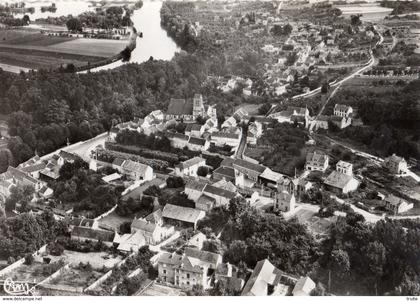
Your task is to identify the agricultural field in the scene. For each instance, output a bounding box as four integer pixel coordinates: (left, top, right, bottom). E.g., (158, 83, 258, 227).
(0, 28, 128, 70)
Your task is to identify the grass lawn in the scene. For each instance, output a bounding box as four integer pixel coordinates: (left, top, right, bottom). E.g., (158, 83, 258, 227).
(50, 250, 122, 270)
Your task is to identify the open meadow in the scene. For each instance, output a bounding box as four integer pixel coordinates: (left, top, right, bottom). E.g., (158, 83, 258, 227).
(0, 28, 128, 70)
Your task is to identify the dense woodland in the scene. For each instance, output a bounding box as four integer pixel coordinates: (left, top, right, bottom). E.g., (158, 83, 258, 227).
(326, 80, 420, 159)
(199, 198, 420, 296)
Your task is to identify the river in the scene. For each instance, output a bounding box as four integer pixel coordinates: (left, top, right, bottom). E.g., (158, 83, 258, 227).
(85, 1, 180, 72)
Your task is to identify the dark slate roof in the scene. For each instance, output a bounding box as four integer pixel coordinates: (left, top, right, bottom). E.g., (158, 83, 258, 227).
(176, 157, 205, 170)
(233, 159, 266, 174)
(204, 185, 237, 199)
(189, 137, 207, 146)
(213, 166, 235, 179)
(113, 157, 126, 167)
(162, 204, 204, 224)
(59, 150, 79, 161)
(184, 247, 221, 266)
(211, 132, 240, 139)
(20, 162, 47, 173)
(167, 98, 193, 116)
(172, 133, 189, 141)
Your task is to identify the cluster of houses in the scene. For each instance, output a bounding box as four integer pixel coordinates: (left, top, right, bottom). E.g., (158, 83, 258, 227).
(110, 95, 263, 153)
(40, 26, 130, 40)
(156, 244, 316, 296)
(269, 103, 354, 131)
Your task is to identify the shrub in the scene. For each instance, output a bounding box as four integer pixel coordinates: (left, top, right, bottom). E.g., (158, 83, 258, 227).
(166, 176, 185, 188)
(24, 253, 34, 265)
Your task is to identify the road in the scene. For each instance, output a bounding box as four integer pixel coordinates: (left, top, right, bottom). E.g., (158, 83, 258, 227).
(40, 132, 108, 163)
(313, 134, 384, 165)
(267, 27, 384, 117)
(235, 127, 247, 159)
(315, 28, 384, 119)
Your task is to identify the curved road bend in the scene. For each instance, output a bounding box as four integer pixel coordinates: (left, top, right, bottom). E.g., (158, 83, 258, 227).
(266, 27, 384, 117)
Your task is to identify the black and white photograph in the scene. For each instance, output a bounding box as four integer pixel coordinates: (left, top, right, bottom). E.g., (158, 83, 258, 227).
(0, 0, 418, 298)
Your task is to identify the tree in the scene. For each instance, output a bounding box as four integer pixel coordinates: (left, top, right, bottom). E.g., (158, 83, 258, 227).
(328, 249, 350, 282)
(362, 241, 386, 295)
(197, 166, 209, 177)
(166, 176, 184, 188)
(321, 82, 330, 94)
(22, 15, 30, 25)
(24, 253, 34, 265)
(66, 18, 82, 32)
(258, 103, 272, 115)
(185, 284, 207, 296)
(48, 242, 64, 256)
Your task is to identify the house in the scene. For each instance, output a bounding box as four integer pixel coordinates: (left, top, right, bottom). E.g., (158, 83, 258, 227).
(195, 194, 216, 212)
(71, 226, 115, 247)
(114, 231, 146, 253)
(310, 115, 329, 131)
(292, 276, 316, 296)
(203, 117, 218, 133)
(130, 209, 174, 245)
(1, 166, 42, 191)
(185, 180, 208, 201)
(202, 184, 238, 207)
(221, 116, 237, 129)
(187, 232, 207, 250)
(215, 262, 245, 293)
(333, 104, 353, 118)
(165, 94, 205, 122)
(187, 137, 210, 152)
(241, 259, 291, 296)
(247, 121, 263, 145)
(119, 160, 153, 182)
(39, 185, 54, 199)
(232, 158, 268, 186)
(324, 162, 359, 194)
(157, 247, 222, 289)
(258, 168, 285, 187)
(275, 191, 296, 212)
(0, 180, 15, 198)
(305, 150, 329, 172)
(383, 154, 408, 174)
(233, 108, 249, 122)
(162, 204, 206, 230)
(211, 131, 241, 148)
(212, 178, 237, 192)
(57, 150, 80, 166)
(384, 195, 413, 214)
(295, 179, 313, 200)
(175, 157, 206, 177)
(270, 106, 310, 124)
(330, 115, 351, 129)
(213, 166, 236, 183)
(336, 160, 353, 176)
(185, 124, 204, 138)
(18, 162, 47, 179)
(169, 133, 190, 149)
